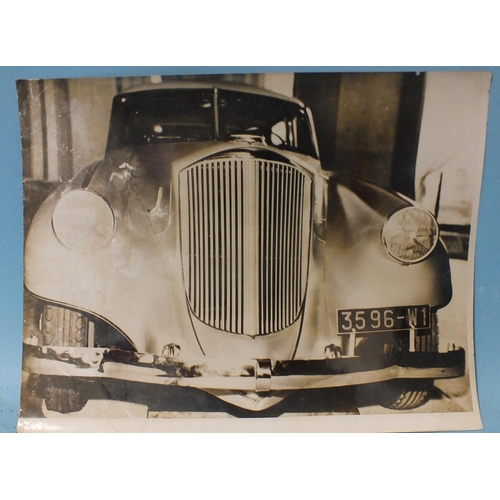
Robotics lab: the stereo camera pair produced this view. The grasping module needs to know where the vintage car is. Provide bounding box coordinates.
[22,82,465,414]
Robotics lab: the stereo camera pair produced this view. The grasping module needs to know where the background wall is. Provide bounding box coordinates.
[19,72,421,189]
[415,72,491,226]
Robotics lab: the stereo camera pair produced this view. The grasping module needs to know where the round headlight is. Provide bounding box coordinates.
[52,190,115,251]
[381,206,439,264]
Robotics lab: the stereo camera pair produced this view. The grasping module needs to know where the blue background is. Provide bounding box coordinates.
[1,66,498,433]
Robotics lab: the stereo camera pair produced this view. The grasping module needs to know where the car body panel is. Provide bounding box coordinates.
[25,145,452,359]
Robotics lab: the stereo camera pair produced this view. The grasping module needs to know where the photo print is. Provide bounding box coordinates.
[17,70,489,432]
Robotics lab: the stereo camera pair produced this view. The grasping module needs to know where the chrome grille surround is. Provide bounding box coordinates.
[179,157,312,336]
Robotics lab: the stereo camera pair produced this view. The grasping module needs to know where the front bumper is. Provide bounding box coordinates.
[23,343,466,393]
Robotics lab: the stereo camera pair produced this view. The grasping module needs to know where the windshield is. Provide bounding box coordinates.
[107,88,317,158]
[217,90,317,158]
[107,90,215,148]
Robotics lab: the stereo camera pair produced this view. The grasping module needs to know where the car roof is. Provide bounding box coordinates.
[119,81,306,107]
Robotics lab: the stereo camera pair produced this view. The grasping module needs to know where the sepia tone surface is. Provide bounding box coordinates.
[17,71,488,432]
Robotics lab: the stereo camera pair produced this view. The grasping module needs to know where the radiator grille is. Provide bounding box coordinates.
[179,157,312,336]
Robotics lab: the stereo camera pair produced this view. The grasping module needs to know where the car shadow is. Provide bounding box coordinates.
[22,375,453,419]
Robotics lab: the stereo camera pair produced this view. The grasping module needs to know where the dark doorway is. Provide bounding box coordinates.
[294,72,425,200]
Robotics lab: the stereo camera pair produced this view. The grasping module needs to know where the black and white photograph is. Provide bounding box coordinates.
[16,70,488,432]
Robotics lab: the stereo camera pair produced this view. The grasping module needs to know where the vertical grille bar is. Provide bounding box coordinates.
[276,164,283,332]
[200,166,206,321]
[282,164,291,328]
[269,161,276,331]
[207,163,213,326]
[224,161,231,331]
[187,169,194,311]
[230,164,237,332]
[213,164,219,327]
[180,158,312,336]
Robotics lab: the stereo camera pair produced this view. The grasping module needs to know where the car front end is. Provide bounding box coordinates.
[22,83,465,414]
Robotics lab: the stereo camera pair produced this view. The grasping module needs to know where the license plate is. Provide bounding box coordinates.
[337,305,431,334]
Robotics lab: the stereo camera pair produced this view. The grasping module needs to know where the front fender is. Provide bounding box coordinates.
[24,161,200,356]
[325,174,452,312]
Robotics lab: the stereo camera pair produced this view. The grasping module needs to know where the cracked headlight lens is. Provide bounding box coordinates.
[381,206,439,264]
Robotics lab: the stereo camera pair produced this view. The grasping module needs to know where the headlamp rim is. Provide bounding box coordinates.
[52,189,116,251]
[381,205,439,265]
